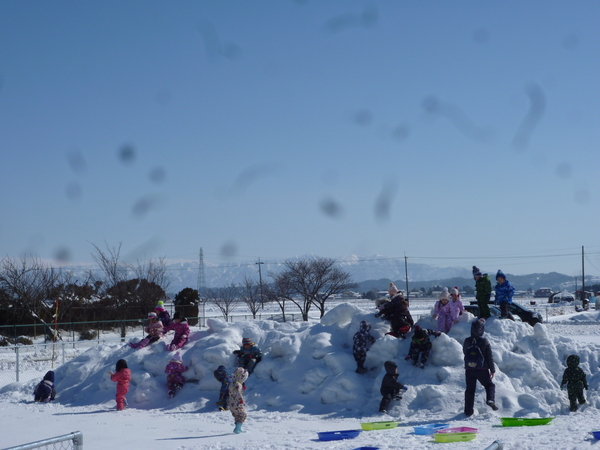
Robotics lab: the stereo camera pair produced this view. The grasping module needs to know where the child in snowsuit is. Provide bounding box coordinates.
[228,367,249,434]
[163,312,190,351]
[473,266,492,319]
[353,321,376,374]
[450,287,465,323]
[109,359,131,411]
[233,338,262,374]
[155,300,172,327]
[494,270,515,320]
[165,352,189,398]
[379,360,407,413]
[384,295,413,338]
[34,370,56,402]
[463,319,497,417]
[405,325,440,368]
[561,354,588,412]
[214,365,232,410]
[130,312,164,349]
[433,289,454,333]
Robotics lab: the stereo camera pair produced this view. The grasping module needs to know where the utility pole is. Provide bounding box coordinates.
[256,258,264,309]
[198,248,206,327]
[581,245,585,302]
[404,254,409,305]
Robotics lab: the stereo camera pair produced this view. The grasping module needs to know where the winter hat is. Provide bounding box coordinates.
[496,270,506,280]
[439,287,449,300]
[148,312,158,319]
[173,311,186,321]
[451,287,459,296]
[155,301,165,311]
[214,365,228,381]
[414,326,427,340]
[43,370,55,382]
[472,266,482,277]
[242,337,254,346]
[170,352,183,364]
[388,282,399,297]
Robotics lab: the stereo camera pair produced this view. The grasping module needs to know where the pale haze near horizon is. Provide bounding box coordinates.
[0,1,599,277]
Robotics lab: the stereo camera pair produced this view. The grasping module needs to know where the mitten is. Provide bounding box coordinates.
[434,332,441,337]
[402,385,408,391]
[233,350,240,355]
[404,355,411,361]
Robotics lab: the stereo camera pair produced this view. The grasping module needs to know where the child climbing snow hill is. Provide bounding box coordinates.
[165,352,189,398]
[561,354,588,412]
[33,370,56,403]
[379,360,407,413]
[353,320,376,374]
[228,367,249,434]
[214,365,232,411]
[163,311,190,351]
[433,288,455,333]
[405,325,440,368]
[109,359,131,411]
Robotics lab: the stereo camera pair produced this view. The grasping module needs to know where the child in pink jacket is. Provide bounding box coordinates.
[109,359,131,410]
[163,312,190,351]
[130,312,164,349]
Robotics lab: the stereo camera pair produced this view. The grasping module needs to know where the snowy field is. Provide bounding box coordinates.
[2,303,600,449]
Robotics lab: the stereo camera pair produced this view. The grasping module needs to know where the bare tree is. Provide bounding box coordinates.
[264,274,294,322]
[275,256,356,320]
[205,284,240,321]
[90,241,128,289]
[130,256,171,293]
[240,275,262,319]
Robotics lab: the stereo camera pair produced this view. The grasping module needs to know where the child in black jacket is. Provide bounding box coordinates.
[34,370,56,403]
[379,360,407,413]
[561,354,588,412]
[405,325,440,368]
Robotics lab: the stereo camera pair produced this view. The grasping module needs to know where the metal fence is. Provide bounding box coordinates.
[3,431,83,450]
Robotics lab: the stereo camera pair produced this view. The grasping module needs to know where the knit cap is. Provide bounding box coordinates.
[242,337,254,346]
[170,352,183,364]
[472,266,482,277]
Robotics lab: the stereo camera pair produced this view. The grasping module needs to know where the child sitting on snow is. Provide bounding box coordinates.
[165,352,189,398]
[155,300,172,327]
[353,320,376,374]
[214,365,232,410]
[379,360,407,413]
[233,338,262,375]
[561,354,588,412]
[109,359,131,411]
[228,367,249,434]
[34,370,56,403]
[129,312,164,349]
[405,325,440,368]
[163,311,190,351]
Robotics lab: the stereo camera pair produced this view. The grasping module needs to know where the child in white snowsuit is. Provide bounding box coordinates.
[561,354,588,412]
[379,360,407,413]
[353,321,376,374]
[228,367,249,434]
[164,352,189,398]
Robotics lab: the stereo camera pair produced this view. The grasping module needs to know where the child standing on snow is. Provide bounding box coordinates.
[561,354,588,412]
[165,352,189,398]
[228,367,249,434]
[130,312,164,349]
[379,360,407,413]
[405,325,440,368]
[214,365,232,410]
[433,288,454,333]
[34,370,56,403]
[353,320,376,374]
[163,312,190,351]
[450,287,465,323]
[109,359,131,411]
[233,338,263,375]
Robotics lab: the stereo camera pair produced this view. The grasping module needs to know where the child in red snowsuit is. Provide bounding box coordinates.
[109,359,131,411]
[164,352,189,398]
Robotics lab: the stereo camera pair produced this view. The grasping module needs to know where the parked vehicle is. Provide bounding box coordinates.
[534,288,554,298]
[466,302,542,326]
[548,291,575,303]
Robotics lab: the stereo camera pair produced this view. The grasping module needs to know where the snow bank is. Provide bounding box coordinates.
[2,302,599,420]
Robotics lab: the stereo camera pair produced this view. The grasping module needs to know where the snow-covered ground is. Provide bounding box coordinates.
[2,304,600,449]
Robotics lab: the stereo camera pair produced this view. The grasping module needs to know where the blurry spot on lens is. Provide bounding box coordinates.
[354,110,372,126]
[472,28,489,44]
[555,162,572,179]
[319,198,343,219]
[119,144,136,164]
[132,195,159,217]
[563,33,579,50]
[422,96,440,113]
[66,149,86,174]
[54,247,71,263]
[149,167,166,184]
[374,179,397,221]
[65,182,82,201]
[392,124,410,141]
[574,188,590,205]
[220,241,237,257]
[512,83,546,151]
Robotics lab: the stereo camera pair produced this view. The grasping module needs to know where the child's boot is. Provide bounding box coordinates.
[137,338,150,348]
[233,422,243,434]
[355,361,367,374]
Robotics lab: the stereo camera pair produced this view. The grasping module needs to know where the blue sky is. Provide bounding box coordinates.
[0,1,599,277]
